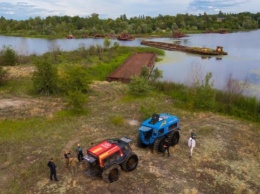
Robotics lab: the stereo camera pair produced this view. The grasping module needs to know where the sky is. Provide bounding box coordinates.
[0,0,259,20]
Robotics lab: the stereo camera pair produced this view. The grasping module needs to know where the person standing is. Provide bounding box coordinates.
[47,158,59,181]
[163,138,170,157]
[76,144,83,162]
[188,137,196,158]
[69,156,79,176]
[64,150,70,169]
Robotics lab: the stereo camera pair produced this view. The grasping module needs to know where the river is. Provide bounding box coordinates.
[0,30,260,98]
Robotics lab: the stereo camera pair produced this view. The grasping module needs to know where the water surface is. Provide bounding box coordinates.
[1,30,260,98]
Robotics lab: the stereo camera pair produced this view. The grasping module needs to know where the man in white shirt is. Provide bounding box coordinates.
[188,137,196,157]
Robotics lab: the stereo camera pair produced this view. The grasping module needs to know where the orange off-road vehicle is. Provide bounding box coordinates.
[83,137,138,183]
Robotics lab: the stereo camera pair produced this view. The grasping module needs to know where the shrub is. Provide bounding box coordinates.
[59,65,92,94]
[32,59,59,95]
[0,45,18,66]
[66,90,87,113]
[0,66,7,85]
[128,76,153,96]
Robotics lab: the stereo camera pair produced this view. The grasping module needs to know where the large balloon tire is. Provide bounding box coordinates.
[121,152,138,172]
[102,164,121,183]
[169,131,180,146]
[153,136,166,153]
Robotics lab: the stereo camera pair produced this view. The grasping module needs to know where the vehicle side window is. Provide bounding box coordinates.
[122,145,129,152]
[103,152,121,166]
[115,151,121,160]
[103,157,110,166]
[159,128,164,135]
[169,123,177,130]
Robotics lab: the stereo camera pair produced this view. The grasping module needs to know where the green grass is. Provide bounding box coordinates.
[153,81,260,123]
[198,126,215,136]
[109,115,125,126]
[1,78,34,95]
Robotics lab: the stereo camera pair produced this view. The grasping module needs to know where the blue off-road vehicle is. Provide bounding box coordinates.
[137,113,180,152]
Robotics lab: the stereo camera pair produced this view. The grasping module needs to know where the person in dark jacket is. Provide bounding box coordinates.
[47,158,59,181]
[163,138,170,157]
[76,144,83,162]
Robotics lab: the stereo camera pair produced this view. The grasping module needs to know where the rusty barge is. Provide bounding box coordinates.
[141,40,228,56]
[106,52,157,83]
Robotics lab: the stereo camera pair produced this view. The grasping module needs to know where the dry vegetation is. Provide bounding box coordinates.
[0,67,260,194]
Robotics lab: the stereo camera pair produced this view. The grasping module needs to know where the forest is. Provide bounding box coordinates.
[0,11,259,38]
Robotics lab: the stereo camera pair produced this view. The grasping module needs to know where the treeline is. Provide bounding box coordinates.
[0,11,259,38]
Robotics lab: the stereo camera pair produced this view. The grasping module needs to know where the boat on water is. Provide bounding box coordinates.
[117,33,135,41]
[141,40,228,56]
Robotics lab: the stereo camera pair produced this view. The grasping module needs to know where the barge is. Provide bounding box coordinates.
[141,40,228,55]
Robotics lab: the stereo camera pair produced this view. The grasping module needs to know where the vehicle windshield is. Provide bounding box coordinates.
[139,125,152,132]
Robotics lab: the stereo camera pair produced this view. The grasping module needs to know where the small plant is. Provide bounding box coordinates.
[110,115,124,126]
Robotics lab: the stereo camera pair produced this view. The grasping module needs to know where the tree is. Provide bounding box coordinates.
[140,66,163,82]
[0,45,18,66]
[186,62,215,109]
[32,59,59,95]
[140,66,150,80]
[48,40,60,62]
[195,72,215,109]
[103,38,111,49]
[150,67,163,82]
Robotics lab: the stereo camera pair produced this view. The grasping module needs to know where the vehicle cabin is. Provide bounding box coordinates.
[140,113,179,138]
[86,139,131,167]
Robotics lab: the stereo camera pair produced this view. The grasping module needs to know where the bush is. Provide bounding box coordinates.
[66,90,87,113]
[0,45,18,66]
[32,59,59,95]
[0,66,7,85]
[128,76,153,96]
[59,65,92,94]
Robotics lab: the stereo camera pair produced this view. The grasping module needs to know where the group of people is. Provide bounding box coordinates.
[47,143,85,181]
[48,131,197,181]
[162,129,197,158]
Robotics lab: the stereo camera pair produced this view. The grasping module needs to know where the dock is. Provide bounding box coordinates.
[141,40,228,55]
[106,52,157,83]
